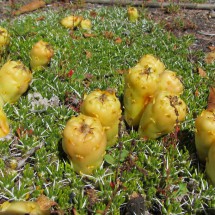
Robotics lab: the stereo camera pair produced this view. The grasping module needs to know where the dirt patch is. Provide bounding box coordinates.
[147,7,215,52]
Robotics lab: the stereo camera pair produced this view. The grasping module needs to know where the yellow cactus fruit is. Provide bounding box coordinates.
[157,70,184,95]
[138,54,165,75]
[80,19,92,31]
[80,89,122,147]
[60,15,83,29]
[62,114,107,175]
[0,95,4,107]
[0,60,32,103]
[0,108,10,138]
[30,40,54,72]
[195,109,215,162]
[124,64,160,127]
[206,143,215,186]
[0,200,50,215]
[0,27,10,54]
[127,7,139,22]
[138,92,187,139]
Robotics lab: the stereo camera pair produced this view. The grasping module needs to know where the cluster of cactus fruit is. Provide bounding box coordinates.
[0,27,54,138]
[62,90,122,175]
[61,15,92,31]
[124,54,186,139]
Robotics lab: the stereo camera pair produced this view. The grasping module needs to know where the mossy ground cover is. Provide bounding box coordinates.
[0,5,214,214]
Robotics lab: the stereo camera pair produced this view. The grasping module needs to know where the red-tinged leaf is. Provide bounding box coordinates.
[68,70,74,77]
[35,16,45,21]
[110,181,115,190]
[70,32,81,40]
[115,37,122,44]
[85,50,92,59]
[90,10,97,17]
[194,89,200,97]
[116,69,127,75]
[198,67,207,77]
[208,46,215,51]
[16,127,22,139]
[83,33,96,38]
[207,87,215,111]
[103,31,114,39]
[205,51,215,64]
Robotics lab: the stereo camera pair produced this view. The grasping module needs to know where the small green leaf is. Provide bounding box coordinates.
[104,154,116,165]
[120,149,129,162]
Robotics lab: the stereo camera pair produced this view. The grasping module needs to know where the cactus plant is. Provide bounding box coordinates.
[62,114,107,175]
[157,70,184,95]
[138,54,165,75]
[30,40,54,72]
[0,60,32,103]
[127,7,139,22]
[0,201,50,215]
[138,92,187,139]
[124,63,162,127]
[195,109,215,162]
[0,27,10,54]
[206,143,215,186]
[80,89,122,147]
[60,15,83,29]
[80,19,92,31]
[0,108,10,138]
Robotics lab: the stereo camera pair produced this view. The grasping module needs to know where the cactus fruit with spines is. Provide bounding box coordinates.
[80,19,92,31]
[0,60,32,104]
[157,70,184,95]
[0,201,50,215]
[0,27,10,54]
[61,15,83,29]
[195,109,215,162]
[62,114,107,175]
[138,54,165,74]
[127,7,139,22]
[138,92,187,139]
[206,143,215,186]
[30,40,54,72]
[0,108,10,138]
[80,89,122,147]
[0,95,9,138]
[123,55,165,127]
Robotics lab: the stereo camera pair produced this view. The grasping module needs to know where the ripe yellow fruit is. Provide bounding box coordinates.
[61,15,83,29]
[206,143,215,186]
[138,54,165,75]
[0,200,50,215]
[124,63,161,127]
[62,114,107,175]
[80,19,92,31]
[30,40,54,72]
[138,92,187,139]
[0,108,10,138]
[157,70,184,95]
[127,7,139,22]
[195,109,215,162]
[0,60,32,103]
[0,27,10,54]
[80,90,121,147]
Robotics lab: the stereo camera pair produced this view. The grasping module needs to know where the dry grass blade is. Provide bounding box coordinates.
[12,0,46,16]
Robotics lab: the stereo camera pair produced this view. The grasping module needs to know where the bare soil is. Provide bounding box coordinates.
[147,7,215,52]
